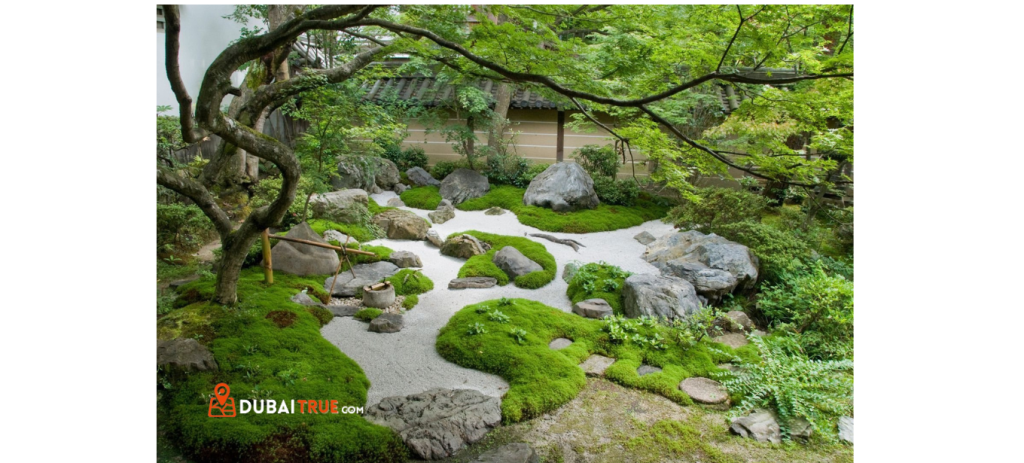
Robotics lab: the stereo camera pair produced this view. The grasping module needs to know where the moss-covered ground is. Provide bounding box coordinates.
[565,262,632,315]
[399,185,443,210]
[451,231,556,289]
[159,269,407,462]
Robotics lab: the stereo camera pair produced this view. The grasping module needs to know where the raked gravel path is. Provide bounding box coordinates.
[320,190,676,406]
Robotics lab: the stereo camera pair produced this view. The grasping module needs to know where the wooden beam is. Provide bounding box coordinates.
[556,110,565,162]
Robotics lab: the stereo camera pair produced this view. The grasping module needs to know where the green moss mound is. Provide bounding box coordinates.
[436,298,752,423]
[162,269,407,462]
[354,307,383,321]
[457,185,669,233]
[386,269,434,296]
[399,186,442,210]
[565,262,633,315]
[453,231,556,289]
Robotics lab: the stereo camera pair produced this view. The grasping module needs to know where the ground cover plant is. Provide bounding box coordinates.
[457,185,669,233]
[383,268,434,309]
[399,185,442,210]
[159,269,407,462]
[565,262,633,314]
[436,298,756,423]
[452,231,556,288]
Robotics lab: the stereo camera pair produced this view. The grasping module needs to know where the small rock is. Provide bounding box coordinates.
[548,338,573,350]
[572,298,614,319]
[561,262,580,283]
[387,197,406,207]
[425,229,444,247]
[448,277,498,289]
[441,234,490,259]
[791,416,813,439]
[168,275,199,289]
[484,206,506,216]
[678,377,728,404]
[393,183,410,194]
[637,365,662,376]
[580,354,616,377]
[492,246,542,279]
[838,416,854,444]
[634,231,656,245]
[724,310,753,332]
[157,338,218,372]
[388,250,422,268]
[730,410,781,443]
[428,199,456,224]
[407,166,441,187]
[473,443,540,463]
[290,291,321,306]
[323,230,359,247]
[712,333,749,349]
[369,313,403,333]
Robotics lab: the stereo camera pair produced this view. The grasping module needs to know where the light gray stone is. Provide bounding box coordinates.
[730,410,781,444]
[644,230,759,300]
[388,250,422,268]
[364,388,501,460]
[407,166,441,187]
[473,443,540,463]
[373,209,430,240]
[448,277,498,289]
[637,365,662,377]
[310,189,369,223]
[484,206,505,216]
[678,377,728,404]
[548,338,573,350]
[838,416,854,444]
[387,197,406,207]
[369,313,403,333]
[428,199,456,224]
[393,183,410,194]
[441,234,490,259]
[157,338,218,372]
[621,274,702,320]
[712,333,749,349]
[523,162,599,212]
[328,305,360,317]
[323,230,359,247]
[634,231,657,245]
[716,310,753,333]
[290,291,321,306]
[332,156,400,191]
[323,261,400,297]
[439,168,490,205]
[562,261,581,283]
[425,229,444,247]
[572,298,614,319]
[580,354,616,377]
[492,246,542,279]
[791,416,813,439]
[267,222,340,276]
[661,260,737,302]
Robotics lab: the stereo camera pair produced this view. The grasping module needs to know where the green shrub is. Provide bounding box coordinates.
[382,144,428,171]
[485,152,533,187]
[593,176,641,206]
[402,294,419,310]
[669,187,768,232]
[157,203,216,256]
[457,186,669,234]
[162,269,408,462]
[386,269,434,296]
[437,298,745,423]
[572,144,620,179]
[720,336,853,441]
[399,186,442,210]
[566,262,633,314]
[757,261,854,360]
[430,159,472,180]
[713,221,809,281]
[454,231,556,289]
[520,163,550,184]
[354,307,383,321]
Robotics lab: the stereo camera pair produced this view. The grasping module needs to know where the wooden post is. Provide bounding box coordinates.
[261,228,273,284]
[556,110,565,162]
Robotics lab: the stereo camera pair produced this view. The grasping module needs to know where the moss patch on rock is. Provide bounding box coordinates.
[452,231,556,289]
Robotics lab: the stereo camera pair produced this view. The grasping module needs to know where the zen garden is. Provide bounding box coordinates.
[156,4,853,462]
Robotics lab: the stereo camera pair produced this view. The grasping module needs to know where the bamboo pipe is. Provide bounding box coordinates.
[267,235,377,256]
[261,229,273,284]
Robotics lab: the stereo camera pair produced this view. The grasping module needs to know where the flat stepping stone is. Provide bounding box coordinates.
[328,305,360,317]
[679,377,728,404]
[448,277,498,289]
[713,333,749,348]
[369,313,403,333]
[484,207,506,215]
[637,365,662,377]
[579,354,615,377]
[634,231,656,245]
[572,298,614,319]
[548,338,573,350]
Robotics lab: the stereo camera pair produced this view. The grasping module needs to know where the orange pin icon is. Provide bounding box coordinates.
[208,382,236,417]
[214,383,230,406]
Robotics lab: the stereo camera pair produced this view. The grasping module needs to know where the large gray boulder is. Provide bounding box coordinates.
[323,261,400,297]
[309,189,369,224]
[157,338,217,372]
[441,234,490,259]
[428,199,455,224]
[332,156,400,193]
[730,410,781,444]
[407,166,440,187]
[622,274,702,320]
[266,222,340,276]
[373,209,430,240]
[364,388,501,460]
[644,230,759,301]
[473,444,540,463]
[439,168,490,205]
[492,246,542,280]
[523,162,599,212]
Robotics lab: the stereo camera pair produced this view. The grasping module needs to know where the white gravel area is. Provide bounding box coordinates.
[320,190,676,406]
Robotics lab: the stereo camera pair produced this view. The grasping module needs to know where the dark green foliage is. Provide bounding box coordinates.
[399,186,442,210]
[714,221,809,281]
[157,203,216,256]
[453,231,556,289]
[457,186,669,234]
[430,159,472,180]
[593,177,641,206]
[354,307,384,321]
[566,262,632,314]
[161,269,407,462]
[307,218,381,243]
[669,187,768,231]
[757,261,854,360]
[386,269,434,296]
[381,144,428,171]
[572,144,620,179]
[485,152,533,187]
[436,299,746,423]
[721,336,853,441]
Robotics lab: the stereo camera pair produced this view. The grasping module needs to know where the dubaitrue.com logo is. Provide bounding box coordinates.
[208,383,364,418]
